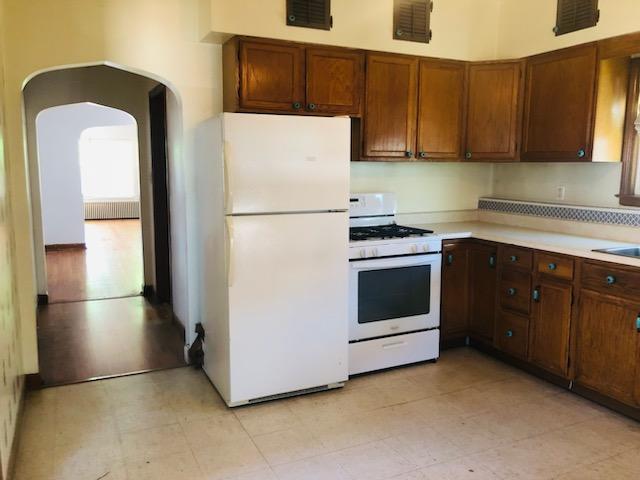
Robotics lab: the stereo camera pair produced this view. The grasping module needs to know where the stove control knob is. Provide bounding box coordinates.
[359,248,367,259]
[410,244,418,254]
[371,248,379,257]
[422,244,431,253]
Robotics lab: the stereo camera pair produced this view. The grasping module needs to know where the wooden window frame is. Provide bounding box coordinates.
[619,58,640,207]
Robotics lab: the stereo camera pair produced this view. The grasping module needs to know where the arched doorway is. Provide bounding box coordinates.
[24,65,186,386]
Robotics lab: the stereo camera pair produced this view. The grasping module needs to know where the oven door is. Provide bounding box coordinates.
[349,253,441,342]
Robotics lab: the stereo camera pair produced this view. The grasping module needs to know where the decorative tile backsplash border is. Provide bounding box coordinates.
[478,198,640,228]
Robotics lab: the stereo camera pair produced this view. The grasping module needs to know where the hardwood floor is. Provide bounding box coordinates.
[37,296,186,386]
[45,219,143,303]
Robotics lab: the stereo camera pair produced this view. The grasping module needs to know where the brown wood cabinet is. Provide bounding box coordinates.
[224,38,364,116]
[574,289,640,407]
[363,53,418,159]
[306,47,364,115]
[529,278,573,376]
[521,44,598,162]
[465,61,523,161]
[441,242,470,344]
[416,59,466,160]
[468,243,498,343]
[495,310,529,359]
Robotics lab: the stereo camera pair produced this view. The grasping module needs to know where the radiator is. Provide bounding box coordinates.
[84,201,140,220]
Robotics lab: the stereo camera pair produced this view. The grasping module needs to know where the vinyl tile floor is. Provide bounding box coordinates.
[14,348,640,480]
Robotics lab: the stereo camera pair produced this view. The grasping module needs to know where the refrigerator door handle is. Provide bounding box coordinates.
[223,141,234,212]
[225,217,235,287]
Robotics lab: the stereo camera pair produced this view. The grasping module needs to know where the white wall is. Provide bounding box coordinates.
[37,103,136,245]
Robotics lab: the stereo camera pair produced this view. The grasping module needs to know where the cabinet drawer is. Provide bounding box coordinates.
[495,311,529,359]
[536,253,574,281]
[581,262,640,300]
[499,246,533,271]
[499,269,532,315]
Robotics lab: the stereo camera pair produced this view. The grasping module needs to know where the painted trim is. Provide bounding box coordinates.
[479,197,640,227]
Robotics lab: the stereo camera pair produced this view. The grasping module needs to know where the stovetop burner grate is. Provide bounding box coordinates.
[349,224,434,241]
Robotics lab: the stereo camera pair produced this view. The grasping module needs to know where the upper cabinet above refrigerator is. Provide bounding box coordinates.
[220,113,351,215]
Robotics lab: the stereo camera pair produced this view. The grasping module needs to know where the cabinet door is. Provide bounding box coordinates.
[574,290,640,406]
[363,53,418,159]
[306,47,364,115]
[521,44,598,162]
[529,280,572,377]
[239,40,305,113]
[441,243,470,343]
[416,59,466,160]
[465,61,522,161]
[469,244,498,343]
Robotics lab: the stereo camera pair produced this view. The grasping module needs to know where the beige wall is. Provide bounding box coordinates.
[24,66,158,297]
[496,0,640,59]
[207,0,501,60]
[3,0,221,373]
[0,1,24,477]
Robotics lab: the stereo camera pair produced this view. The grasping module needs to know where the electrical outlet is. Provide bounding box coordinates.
[556,185,566,201]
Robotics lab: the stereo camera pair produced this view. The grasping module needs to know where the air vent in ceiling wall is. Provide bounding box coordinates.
[554,0,599,36]
[394,0,433,44]
[286,0,332,30]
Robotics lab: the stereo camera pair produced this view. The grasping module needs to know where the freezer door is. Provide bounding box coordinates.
[226,212,349,404]
[222,113,350,214]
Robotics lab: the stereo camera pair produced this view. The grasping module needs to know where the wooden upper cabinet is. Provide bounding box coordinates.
[416,59,466,160]
[237,40,305,113]
[465,61,523,161]
[306,47,364,115]
[363,53,418,159]
[574,290,640,407]
[521,44,598,162]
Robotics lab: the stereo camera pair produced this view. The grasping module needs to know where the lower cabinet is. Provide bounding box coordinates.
[574,289,640,407]
[495,310,529,359]
[468,243,498,344]
[529,279,573,377]
[440,242,470,344]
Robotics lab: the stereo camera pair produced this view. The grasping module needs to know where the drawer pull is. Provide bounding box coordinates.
[533,288,540,302]
[489,254,496,268]
[548,263,557,271]
[446,253,454,265]
[507,287,517,296]
[510,255,518,262]
[382,341,408,350]
[505,330,514,338]
[606,275,617,285]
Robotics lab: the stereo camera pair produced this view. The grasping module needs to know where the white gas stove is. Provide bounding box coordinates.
[348,193,442,375]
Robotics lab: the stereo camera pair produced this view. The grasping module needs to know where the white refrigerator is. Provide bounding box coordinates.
[202,113,350,406]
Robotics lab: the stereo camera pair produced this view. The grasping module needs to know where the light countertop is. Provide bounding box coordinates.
[411,221,640,268]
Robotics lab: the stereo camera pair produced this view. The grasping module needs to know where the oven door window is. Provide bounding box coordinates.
[358,265,431,324]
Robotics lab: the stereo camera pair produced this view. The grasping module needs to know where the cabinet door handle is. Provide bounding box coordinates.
[418,151,427,158]
[636,315,640,332]
[405,150,414,158]
[307,103,316,110]
[510,255,518,262]
[533,288,540,302]
[548,263,557,271]
[465,151,472,159]
[606,275,616,285]
[292,102,302,110]
[505,329,514,338]
[489,255,496,268]
[577,149,586,158]
[507,287,517,296]
[446,253,454,265]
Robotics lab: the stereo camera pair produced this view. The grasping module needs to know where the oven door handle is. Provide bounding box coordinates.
[351,255,440,270]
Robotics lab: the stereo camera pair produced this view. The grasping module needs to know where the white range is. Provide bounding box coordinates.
[348,193,442,375]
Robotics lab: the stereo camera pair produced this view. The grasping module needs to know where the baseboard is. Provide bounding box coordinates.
[7,378,26,480]
[44,243,86,251]
[25,373,43,391]
[572,383,640,422]
[37,294,48,306]
[142,284,155,300]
